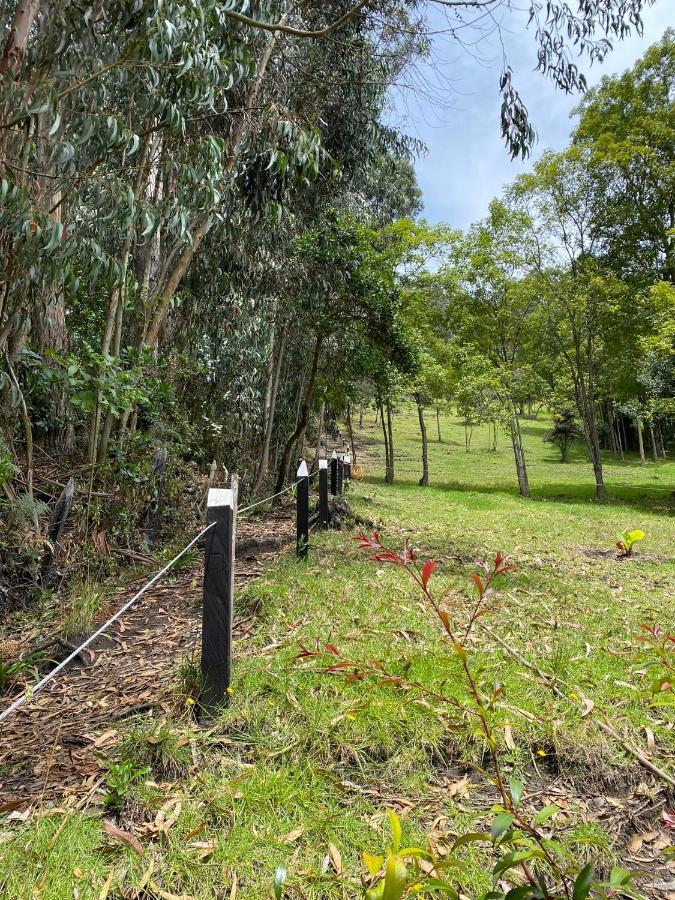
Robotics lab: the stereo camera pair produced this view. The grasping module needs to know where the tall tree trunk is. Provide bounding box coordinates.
[648,422,658,461]
[346,403,356,464]
[274,333,322,494]
[636,418,646,467]
[252,325,287,496]
[378,398,389,479]
[436,406,442,442]
[416,394,429,487]
[0,0,41,172]
[359,403,364,429]
[573,366,607,499]
[4,351,35,515]
[385,400,395,484]
[509,413,530,498]
[314,398,326,468]
[658,425,666,458]
[142,16,288,348]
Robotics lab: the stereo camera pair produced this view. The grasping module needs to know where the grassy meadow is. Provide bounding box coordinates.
[0,408,673,898]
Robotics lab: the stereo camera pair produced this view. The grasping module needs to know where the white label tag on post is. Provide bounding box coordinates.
[208,488,233,508]
[319,459,328,469]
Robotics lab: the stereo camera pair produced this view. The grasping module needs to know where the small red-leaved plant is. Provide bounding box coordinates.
[294,532,640,899]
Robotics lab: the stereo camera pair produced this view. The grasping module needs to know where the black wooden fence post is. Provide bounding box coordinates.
[337,454,344,495]
[296,460,309,558]
[199,475,238,718]
[330,450,338,496]
[318,458,330,528]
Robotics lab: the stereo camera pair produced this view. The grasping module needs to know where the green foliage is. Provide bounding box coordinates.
[615,529,645,556]
[61,580,102,639]
[544,409,581,463]
[0,653,39,695]
[118,719,191,780]
[102,759,150,814]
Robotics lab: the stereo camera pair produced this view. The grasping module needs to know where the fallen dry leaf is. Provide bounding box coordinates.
[580,698,595,718]
[279,826,304,843]
[503,724,516,750]
[98,869,115,900]
[102,821,143,856]
[448,774,470,798]
[149,881,195,900]
[154,797,182,833]
[627,833,644,853]
[328,842,343,875]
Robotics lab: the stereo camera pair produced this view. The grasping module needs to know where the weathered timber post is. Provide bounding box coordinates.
[296,460,309,558]
[40,477,75,584]
[318,458,330,528]
[146,447,168,546]
[337,454,344,495]
[330,450,338,496]
[199,476,238,718]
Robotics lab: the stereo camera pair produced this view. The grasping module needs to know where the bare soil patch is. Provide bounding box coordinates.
[0,504,296,804]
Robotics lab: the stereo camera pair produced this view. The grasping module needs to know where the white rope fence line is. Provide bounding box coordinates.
[239,481,300,515]
[0,466,327,725]
[0,521,217,725]
[238,469,319,516]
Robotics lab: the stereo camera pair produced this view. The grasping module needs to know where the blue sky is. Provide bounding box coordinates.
[388,1,675,229]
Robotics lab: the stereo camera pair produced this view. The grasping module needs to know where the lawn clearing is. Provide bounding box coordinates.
[0,408,673,898]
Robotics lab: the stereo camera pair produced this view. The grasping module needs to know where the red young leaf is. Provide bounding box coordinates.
[439,610,451,632]
[373,552,403,564]
[324,643,340,657]
[470,573,484,595]
[662,807,675,830]
[421,560,438,589]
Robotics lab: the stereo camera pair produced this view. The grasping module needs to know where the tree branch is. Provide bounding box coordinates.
[224,0,371,38]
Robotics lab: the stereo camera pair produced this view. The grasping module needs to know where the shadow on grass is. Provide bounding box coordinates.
[361,473,674,517]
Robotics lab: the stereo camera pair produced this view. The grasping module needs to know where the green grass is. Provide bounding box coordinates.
[0,408,672,898]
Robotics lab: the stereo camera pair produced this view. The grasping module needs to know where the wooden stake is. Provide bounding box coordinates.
[146,447,168,546]
[318,458,330,528]
[330,450,338,496]
[296,460,309,558]
[40,477,75,584]
[337,455,344,495]
[199,476,238,717]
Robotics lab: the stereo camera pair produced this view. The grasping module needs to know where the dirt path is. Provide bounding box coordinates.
[0,505,296,804]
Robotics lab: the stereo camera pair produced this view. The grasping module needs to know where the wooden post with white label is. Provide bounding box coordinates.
[318,458,330,528]
[337,454,344,495]
[296,460,309,558]
[330,450,338,496]
[199,476,238,717]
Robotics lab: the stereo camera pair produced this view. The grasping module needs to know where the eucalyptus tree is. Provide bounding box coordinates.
[0,0,659,494]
